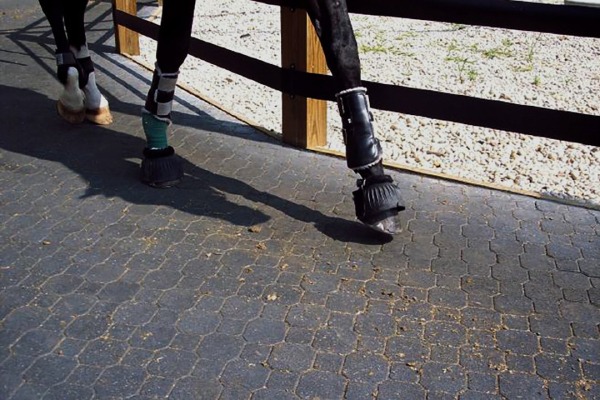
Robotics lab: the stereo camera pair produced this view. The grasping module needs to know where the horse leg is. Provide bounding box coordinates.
[64,0,113,125]
[39,0,86,123]
[140,0,196,187]
[306,0,404,234]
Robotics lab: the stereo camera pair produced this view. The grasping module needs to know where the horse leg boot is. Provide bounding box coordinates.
[69,44,112,125]
[55,52,86,123]
[306,0,404,234]
[336,87,405,234]
[140,65,183,188]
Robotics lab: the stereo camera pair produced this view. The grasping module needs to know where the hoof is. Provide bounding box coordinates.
[140,146,183,188]
[353,175,405,235]
[86,106,113,125]
[57,100,85,124]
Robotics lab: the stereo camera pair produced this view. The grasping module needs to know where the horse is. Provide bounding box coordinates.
[38,0,405,235]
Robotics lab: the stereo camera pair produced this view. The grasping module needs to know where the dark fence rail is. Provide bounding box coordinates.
[113,0,600,147]
[259,0,600,38]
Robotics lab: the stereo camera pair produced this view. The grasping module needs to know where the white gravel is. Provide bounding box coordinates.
[134,0,600,208]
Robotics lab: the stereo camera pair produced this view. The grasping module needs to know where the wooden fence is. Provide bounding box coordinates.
[111,0,600,149]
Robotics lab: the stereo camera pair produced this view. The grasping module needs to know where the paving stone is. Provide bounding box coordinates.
[459,391,504,400]
[269,343,315,372]
[242,317,286,345]
[377,380,425,400]
[295,370,347,399]
[252,388,298,400]
[197,332,244,363]
[460,345,505,372]
[428,286,468,309]
[286,304,329,329]
[344,380,377,400]
[10,382,47,400]
[220,359,270,390]
[342,352,389,384]
[139,376,174,398]
[495,329,539,356]
[0,371,22,399]
[65,365,103,387]
[43,383,93,400]
[176,308,221,336]
[467,371,498,393]
[354,313,396,338]
[498,373,549,399]
[168,376,222,400]
[424,321,467,347]
[568,337,600,363]
[94,365,146,398]
[22,354,76,387]
[313,352,343,374]
[147,348,197,379]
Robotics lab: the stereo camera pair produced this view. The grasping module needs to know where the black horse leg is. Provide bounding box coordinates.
[39,0,68,52]
[306,0,404,234]
[63,0,88,50]
[140,0,196,187]
[39,0,76,83]
[305,0,360,89]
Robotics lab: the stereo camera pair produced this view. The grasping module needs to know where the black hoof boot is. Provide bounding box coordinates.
[353,174,405,235]
[140,146,183,188]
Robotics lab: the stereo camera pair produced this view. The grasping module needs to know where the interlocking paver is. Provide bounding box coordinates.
[1,2,599,399]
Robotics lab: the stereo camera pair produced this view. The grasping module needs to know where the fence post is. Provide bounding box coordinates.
[281,7,327,149]
[112,0,140,55]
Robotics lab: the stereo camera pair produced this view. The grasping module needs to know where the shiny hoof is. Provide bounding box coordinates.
[352,174,405,235]
[140,146,183,188]
[86,106,113,125]
[364,213,403,235]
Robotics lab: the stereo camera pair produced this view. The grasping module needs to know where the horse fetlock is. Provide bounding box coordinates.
[352,174,405,235]
[140,146,184,188]
[336,87,382,170]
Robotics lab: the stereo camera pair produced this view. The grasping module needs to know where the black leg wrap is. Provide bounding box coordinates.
[353,174,405,227]
[336,87,382,170]
[76,56,94,88]
[140,146,183,188]
[55,51,80,85]
[144,65,178,120]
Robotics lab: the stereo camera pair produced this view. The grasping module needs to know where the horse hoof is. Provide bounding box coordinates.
[352,174,405,235]
[86,106,113,125]
[57,100,85,124]
[140,146,183,188]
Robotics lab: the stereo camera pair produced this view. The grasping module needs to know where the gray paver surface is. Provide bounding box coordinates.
[1,2,599,399]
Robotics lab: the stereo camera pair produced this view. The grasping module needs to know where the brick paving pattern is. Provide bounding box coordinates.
[1,2,598,399]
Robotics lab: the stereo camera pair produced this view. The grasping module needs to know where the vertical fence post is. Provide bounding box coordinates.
[281,7,327,149]
[112,0,140,55]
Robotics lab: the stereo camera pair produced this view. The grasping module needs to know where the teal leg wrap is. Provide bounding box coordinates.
[142,112,169,149]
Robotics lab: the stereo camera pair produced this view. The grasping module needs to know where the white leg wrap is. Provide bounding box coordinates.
[82,72,108,110]
[59,67,85,111]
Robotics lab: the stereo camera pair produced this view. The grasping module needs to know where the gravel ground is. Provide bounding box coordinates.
[134,0,600,208]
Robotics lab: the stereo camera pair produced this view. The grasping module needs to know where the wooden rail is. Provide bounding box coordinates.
[112,0,600,148]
